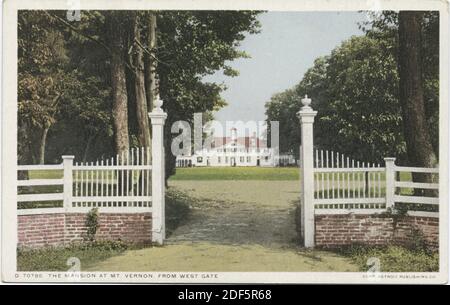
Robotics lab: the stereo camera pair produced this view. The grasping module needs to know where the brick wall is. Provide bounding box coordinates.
[18,213,66,248]
[315,214,439,251]
[18,212,152,248]
[394,216,439,250]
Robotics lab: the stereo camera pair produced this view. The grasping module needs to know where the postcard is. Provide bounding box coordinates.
[1,0,448,285]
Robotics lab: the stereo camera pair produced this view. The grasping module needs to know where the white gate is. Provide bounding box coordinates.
[298,95,439,248]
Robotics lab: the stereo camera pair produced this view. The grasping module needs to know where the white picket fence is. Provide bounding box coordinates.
[297,95,439,247]
[310,148,439,210]
[312,149,385,209]
[17,100,168,244]
[17,147,153,212]
[72,147,152,209]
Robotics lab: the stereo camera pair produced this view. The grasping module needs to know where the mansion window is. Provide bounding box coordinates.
[218,157,221,163]
[247,156,251,163]
[197,157,203,163]
[240,156,244,162]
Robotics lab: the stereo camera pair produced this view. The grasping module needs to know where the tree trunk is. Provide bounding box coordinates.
[398,11,438,195]
[145,12,158,113]
[38,125,50,165]
[133,13,151,148]
[83,134,95,163]
[107,12,130,155]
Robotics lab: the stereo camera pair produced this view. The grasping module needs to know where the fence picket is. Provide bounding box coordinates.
[147,147,150,197]
[330,151,335,198]
[106,158,110,198]
[347,157,351,197]
[116,154,119,200]
[95,160,99,200]
[320,150,324,199]
[131,148,135,200]
[126,151,130,197]
[121,151,125,199]
[336,153,341,199]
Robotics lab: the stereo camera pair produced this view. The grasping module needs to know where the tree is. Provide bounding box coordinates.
[398,11,438,193]
[156,11,261,179]
[18,10,261,182]
[398,11,437,168]
[18,12,72,164]
[266,36,406,164]
[145,12,158,113]
[105,12,130,156]
[265,11,439,169]
[131,12,151,149]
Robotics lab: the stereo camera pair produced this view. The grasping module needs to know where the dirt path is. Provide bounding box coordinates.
[166,181,300,248]
[87,180,358,272]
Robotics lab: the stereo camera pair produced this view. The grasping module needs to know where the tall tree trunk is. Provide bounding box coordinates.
[107,12,130,155]
[398,11,438,195]
[145,12,158,113]
[133,13,151,148]
[38,125,50,165]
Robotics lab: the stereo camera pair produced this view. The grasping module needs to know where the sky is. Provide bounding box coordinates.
[203,11,367,137]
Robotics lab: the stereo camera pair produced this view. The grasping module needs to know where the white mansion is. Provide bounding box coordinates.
[176,128,295,167]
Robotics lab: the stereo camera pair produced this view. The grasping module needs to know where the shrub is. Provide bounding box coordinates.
[17,240,129,271]
[84,208,99,242]
[340,245,439,272]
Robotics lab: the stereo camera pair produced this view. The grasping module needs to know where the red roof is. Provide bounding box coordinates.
[211,137,267,149]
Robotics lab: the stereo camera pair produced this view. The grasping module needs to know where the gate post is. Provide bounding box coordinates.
[384,157,396,210]
[149,96,167,245]
[62,155,74,210]
[297,95,317,248]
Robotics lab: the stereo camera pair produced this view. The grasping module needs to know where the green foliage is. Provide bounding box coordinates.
[18,11,114,164]
[340,245,438,272]
[265,11,439,164]
[17,240,128,271]
[18,10,261,172]
[157,11,261,178]
[266,35,406,163]
[85,208,99,242]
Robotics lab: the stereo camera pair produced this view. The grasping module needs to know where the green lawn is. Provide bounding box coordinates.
[170,167,416,197]
[171,166,300,180]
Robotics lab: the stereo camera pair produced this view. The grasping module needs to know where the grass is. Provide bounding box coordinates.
[17,241,129,271]
[340,245,439,272]
[171,166,300,180]
[84,243,359,272]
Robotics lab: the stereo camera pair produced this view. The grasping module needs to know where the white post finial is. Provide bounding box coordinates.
[301,94,312,110]
[154,94,164,112]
